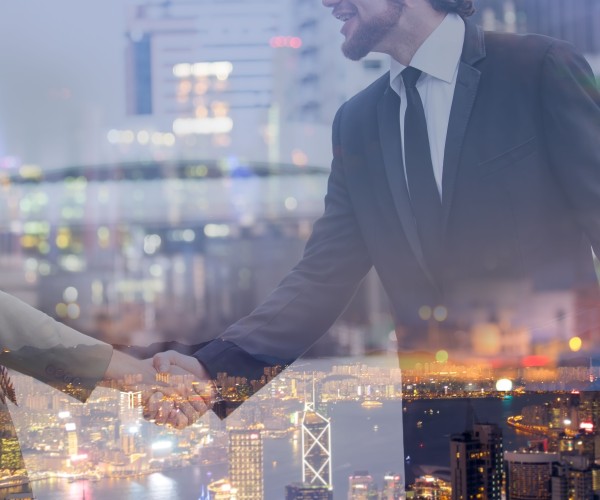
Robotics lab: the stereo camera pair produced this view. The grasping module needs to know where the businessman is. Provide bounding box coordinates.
[154,0,600,415]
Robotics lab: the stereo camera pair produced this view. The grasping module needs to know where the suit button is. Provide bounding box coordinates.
[45,365,56,376]
[72,377,81,386]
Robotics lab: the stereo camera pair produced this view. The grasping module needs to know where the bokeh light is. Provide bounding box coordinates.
[418,306,432,320]
[435,350,449,363]
[569,336,582,352]
[495,379,513,392]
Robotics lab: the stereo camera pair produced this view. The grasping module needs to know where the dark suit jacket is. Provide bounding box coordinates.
[195,20,600,381]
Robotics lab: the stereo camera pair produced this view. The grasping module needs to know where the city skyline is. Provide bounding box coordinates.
[1,354,598,498]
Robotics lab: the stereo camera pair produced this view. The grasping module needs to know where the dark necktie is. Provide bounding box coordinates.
[402,67,443,281]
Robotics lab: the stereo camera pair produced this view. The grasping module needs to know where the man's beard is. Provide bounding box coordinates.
[342,2,404,61]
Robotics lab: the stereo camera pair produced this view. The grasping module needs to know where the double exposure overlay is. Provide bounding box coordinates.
[0,1,599,498]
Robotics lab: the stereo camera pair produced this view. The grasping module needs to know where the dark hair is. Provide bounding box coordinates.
[428,0,475,18]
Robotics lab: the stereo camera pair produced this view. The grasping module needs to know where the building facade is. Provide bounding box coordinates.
[228,429,264,500]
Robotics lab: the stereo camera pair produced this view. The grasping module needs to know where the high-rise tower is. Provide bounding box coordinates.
[302,376,332,490]
[228,428,264,500]
[125,0,290,162]
[450,423,503,500]
[504,451,559,500]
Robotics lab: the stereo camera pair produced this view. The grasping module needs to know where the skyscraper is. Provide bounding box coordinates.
[125,0,290,162]
[504,451,559,500]
[473,423,503,499]
[450,431,484,500]
[302,405,332,489]
[348,471,378,500]
[228,428,264,500]
[450,423,503,500]
[119,391,142,455]
[65,422,78,458]
[381,472,405,500]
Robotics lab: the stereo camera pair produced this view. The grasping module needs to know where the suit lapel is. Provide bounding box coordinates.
[377,86,439,289]
[441,20,486,234]
[375,19,486,288]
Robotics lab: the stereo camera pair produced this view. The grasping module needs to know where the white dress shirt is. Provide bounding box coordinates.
[389,13,465,198]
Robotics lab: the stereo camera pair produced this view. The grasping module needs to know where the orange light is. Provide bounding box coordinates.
[521,355,550,367]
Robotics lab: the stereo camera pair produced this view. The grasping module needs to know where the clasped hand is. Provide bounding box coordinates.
[103,349,213,429]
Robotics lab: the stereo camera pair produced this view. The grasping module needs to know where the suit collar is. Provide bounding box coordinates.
[461,18,486,65]
[389,13,465,85]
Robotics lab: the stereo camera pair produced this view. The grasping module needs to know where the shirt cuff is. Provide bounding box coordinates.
[192,339,278,381]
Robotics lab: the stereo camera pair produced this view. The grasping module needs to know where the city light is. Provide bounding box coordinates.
[284,197,298,211]
[66,303,80,320]
[65,423,76,432]
[569,336,583,352]
[151,441,173,451]
[144,234,162,254]
[418,305,432,320]
[172,117,233,135]
[58,411,71,419]
[433,305,447,322]
[107,129,135,144]
[172,61,233,79]
[291,149,308,167]
[269,36,303,49]
[495,379,513,392]
[63,286,78,303]
[19,164,42,180]
[435,350,449,363]
[204,224,230,238]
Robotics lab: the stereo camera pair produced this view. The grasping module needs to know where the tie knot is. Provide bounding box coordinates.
[401,66,422,88]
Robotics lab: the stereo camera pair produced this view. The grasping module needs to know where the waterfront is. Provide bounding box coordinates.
[29,393,557,499]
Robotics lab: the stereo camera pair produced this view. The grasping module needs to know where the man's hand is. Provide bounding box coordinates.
[101,349,206,429]
[153,350,211,380]
[151,350,215,418]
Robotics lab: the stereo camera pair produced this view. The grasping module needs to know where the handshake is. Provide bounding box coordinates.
[103,349,216,429]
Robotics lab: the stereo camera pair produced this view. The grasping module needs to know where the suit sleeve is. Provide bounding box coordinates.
[541,40,600,253]
[194,104,373,381]
[0,291,113,402]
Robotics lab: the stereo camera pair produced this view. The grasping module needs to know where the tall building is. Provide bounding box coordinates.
[450,431,484,500]
[450,423,503,500]
[348,471,378,500]
[301,403,332,489]
[412,475,451,500]
[125,0,291,162]
[473,423,503,499]
[504,451,559,500]
[285,482,333,500]
[553,455,597,500]
[119,391,142,455]
[228,429,264,500]
[65,422,78,457]
[381,472,405,500]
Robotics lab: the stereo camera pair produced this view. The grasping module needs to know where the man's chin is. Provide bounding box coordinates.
[341,41,370,61]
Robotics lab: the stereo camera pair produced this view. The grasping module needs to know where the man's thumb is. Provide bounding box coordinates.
[153,352,172,373]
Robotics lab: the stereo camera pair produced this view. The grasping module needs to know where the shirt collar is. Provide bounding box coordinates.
[389,13,465,89]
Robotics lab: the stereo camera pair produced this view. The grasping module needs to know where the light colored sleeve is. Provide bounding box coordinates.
[0,290,113,402]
